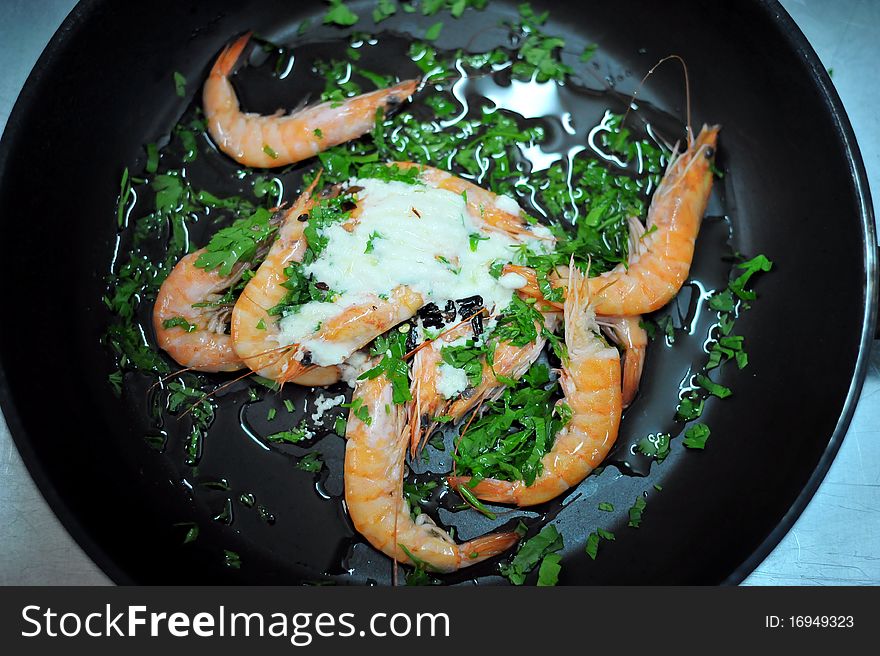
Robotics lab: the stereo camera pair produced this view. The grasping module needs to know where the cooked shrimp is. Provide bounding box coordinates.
[344,370,520,574]
[448,266,622,506]
[153,249,247,373]
[204,33,419,168]
[598,315,647,408]
[500,125,719,316]
[590,125,719,313]
[231,178,417,383]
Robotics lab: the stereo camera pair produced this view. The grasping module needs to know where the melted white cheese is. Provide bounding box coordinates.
[277,178,546,365]
[436,364,470,399]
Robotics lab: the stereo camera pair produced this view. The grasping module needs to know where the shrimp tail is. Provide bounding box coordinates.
[447,476,518,504]
[459,531,521,563]
[212,32,252,78]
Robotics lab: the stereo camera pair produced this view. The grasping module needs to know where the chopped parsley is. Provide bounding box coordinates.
[295,452,325,472]
[267,420,310,443]
[453,363,568,485]
[173,71,186,97]
[162,317,197,333]
[637,432,671,462]
[323,0,359,27]
[194,207,277,276]
[358,331,412,404]
[499,524,563,585]
[342,397,372,425]
[628,496,647,528]
[682,423,711,450]
[585,528,615,560]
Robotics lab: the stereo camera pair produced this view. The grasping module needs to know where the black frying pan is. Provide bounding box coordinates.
[0,0,875,585]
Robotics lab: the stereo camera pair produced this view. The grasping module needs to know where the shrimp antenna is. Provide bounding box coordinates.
[619,54,693,149]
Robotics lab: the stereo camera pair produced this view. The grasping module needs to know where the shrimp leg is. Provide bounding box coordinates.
[204,33,419,168]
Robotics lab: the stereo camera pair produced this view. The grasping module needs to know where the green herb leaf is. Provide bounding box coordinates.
[628,496,647,528]
[499,524,563,585]
[173,71,187,97]
[682,423,711,450]
[324,0,359,26]
[536,553,562,586]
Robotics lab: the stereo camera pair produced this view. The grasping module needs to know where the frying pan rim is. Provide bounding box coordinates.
[0,0,875,587]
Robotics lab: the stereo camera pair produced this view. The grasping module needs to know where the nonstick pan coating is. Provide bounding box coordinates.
[0,0,875,584]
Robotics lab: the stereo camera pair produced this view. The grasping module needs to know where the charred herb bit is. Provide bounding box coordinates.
[682,423,711,450]
[500,524,564,586]
[628,496,647,528]
[358,331,412,404]
[296,452,325,473]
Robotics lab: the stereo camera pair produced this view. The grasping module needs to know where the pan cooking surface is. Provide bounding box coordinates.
[0,0,874,585]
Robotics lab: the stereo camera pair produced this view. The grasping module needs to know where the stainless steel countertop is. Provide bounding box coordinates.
[1,0,877,586]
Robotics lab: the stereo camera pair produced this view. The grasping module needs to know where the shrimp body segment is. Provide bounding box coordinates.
[204,34,419,168]
[588,125,720,315]
[153,249,245,373]
[449,268,622,506]
[344,372,520,573]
